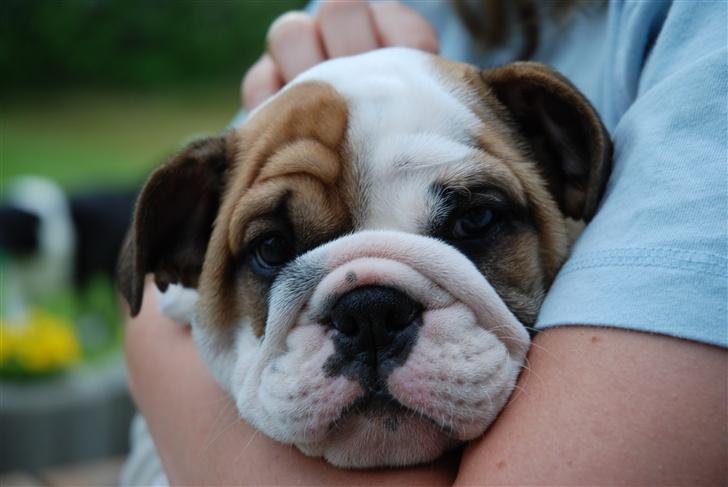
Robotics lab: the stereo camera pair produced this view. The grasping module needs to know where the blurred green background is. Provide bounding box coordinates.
[2,0,305,189]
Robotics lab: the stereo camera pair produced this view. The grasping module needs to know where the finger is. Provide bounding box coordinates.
[266,11,326,82]
[370,1,439,53]
[242,54,284,110]
[317,0,381,58]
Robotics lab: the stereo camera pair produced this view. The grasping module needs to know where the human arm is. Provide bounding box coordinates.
[455,326,727,485]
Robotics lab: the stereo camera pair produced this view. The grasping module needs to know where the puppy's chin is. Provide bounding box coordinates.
[298,403,460,467]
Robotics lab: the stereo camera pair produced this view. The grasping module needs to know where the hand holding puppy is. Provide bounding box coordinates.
[242,0,439,110]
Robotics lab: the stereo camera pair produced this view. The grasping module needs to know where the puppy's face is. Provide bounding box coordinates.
[120,48,610,467]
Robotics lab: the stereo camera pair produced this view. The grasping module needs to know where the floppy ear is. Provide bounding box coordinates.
[117,136,229,316]
[481,62,612,221]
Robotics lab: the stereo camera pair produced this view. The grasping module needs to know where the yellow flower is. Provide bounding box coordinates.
[0,309,81,373]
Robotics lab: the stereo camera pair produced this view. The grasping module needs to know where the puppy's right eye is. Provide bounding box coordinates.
[251,233,295,277]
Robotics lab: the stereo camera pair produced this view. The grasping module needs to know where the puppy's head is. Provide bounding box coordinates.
[119,48,610,467]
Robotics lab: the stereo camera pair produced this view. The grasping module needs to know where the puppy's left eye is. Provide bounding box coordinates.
[451,207,496,239]
[252,233,295,275]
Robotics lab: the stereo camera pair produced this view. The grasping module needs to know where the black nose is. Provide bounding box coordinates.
[329,286,422,365]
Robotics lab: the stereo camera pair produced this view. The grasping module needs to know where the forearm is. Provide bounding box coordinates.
[455,326,727,486]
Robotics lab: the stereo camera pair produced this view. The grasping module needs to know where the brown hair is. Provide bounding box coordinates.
[453,0,581,60]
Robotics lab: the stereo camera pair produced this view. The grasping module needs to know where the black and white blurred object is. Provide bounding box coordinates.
[1,177,135,319]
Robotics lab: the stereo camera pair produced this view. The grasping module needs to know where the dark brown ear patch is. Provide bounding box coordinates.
[482,62,612,221]
[117,136,229,316]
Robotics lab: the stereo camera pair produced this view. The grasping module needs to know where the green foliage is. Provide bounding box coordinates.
[1,0,305,94]
[3,85,239,189]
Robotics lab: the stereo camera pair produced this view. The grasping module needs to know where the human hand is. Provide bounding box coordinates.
[242,0,439,110]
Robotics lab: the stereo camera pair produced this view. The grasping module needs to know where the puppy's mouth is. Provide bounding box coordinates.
[332,388,454,437]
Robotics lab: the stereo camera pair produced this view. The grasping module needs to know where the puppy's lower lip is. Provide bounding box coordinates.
[356,393,455,437]
[360,390,406,416]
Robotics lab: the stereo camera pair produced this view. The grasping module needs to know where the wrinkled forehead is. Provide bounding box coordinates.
[291,48,482,147]
[291,48,523,229]
[232,48,523,238]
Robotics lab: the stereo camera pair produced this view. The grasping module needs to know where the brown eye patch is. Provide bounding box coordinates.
[229,187,355,338]
[428,184,530,243]
[425,181,551,327]
[195,80,357,339]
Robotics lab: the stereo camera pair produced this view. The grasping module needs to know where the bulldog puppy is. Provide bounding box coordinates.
[118,48,610,468]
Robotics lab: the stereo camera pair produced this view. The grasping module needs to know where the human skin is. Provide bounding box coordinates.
[126,2,727,484]
[126,281,727,485]
[241,1,439,109]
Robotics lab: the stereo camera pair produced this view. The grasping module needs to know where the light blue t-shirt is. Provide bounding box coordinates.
[407,0,728,348]
[278,0,728,348]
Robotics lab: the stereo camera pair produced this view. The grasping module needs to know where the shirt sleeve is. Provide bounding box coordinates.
[535,1,728,348]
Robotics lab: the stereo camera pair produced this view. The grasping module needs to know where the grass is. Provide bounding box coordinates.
[2,82,241,190]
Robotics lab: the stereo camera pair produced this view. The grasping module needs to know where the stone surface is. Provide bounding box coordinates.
[1,354,134,471]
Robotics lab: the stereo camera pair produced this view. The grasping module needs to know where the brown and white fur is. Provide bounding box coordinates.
[119,48,610,468]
